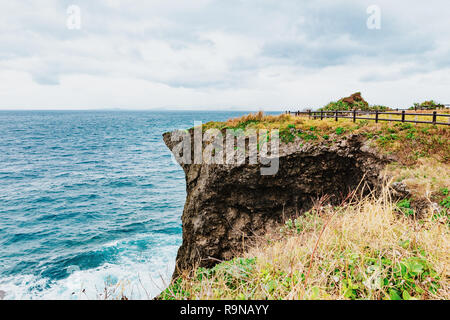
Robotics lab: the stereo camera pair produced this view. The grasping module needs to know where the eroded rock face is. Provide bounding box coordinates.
[163,131,391,277]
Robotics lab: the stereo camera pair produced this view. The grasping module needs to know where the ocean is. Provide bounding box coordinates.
[0,110,271,300]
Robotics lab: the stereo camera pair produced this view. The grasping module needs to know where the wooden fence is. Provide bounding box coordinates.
[285,110,450,126]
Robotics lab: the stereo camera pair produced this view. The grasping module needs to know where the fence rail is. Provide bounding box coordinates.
[285,110,450,126]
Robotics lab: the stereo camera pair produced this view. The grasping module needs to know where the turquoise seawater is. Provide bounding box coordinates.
[0,110,265,299]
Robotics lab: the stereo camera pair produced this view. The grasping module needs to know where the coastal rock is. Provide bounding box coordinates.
[163,131,391,277]
[340,92,369,109]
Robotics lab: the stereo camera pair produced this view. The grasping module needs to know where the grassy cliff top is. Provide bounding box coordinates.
[203,111,449,165]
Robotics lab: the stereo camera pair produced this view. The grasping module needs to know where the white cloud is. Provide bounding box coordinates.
[0,0,449,109]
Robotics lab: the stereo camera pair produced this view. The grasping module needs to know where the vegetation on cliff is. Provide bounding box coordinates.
[162,111,449,300]
[320,100,390,112]
[318,92,389,111]
[161,186,449,300]
[410,100,446,110]
[204,111,449,164]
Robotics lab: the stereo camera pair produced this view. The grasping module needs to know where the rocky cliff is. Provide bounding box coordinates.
[163,130,392,277]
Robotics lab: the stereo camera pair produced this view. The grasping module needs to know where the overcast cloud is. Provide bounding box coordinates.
[0,0,449,110]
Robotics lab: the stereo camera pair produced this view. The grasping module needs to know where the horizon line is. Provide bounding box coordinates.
[0,108,287,112]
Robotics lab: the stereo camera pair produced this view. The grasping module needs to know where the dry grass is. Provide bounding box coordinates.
[387,158,450,203]
[160,184,449,300]
[204,110,450,130]
[204,111,294,131]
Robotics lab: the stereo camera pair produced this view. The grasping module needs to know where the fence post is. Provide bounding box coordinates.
[401,110,405,122]
[335,111,338,122]
[432,111,437,125]
[352,110,356,122]
[308,110,311,119]
[320,110,323,120]
[375,110,379,123]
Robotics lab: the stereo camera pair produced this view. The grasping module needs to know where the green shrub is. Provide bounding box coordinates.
[280,128,295,143]
[321,100,352,111]
[410,100,445,110]
[440,196,450,209]
[386,256,440,299]
[335,127,345,135]
[320,102,390,112]
[397,199,415,216]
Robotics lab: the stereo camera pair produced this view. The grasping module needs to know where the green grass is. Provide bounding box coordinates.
[397,199,415,217]
[319,100,389,112]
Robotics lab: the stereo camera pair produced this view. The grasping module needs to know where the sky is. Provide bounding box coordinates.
[0,0,449,110]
